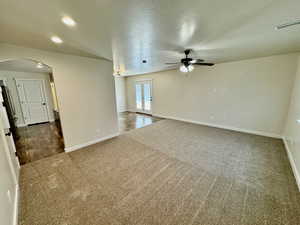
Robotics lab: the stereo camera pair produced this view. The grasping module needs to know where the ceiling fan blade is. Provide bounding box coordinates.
[165,63,180,65]
[194,62,215,66]
[191,59,204,63]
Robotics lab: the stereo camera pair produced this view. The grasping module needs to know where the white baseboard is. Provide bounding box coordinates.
[64,133,119,153]
[16,123,27,128]
[153,113,299,191]
[282,137,300,191]
[17,121,54,127]
[118,108,128,113]
[13,184,19,225]
[153,114,282,139]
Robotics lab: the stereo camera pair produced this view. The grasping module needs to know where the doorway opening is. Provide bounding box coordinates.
[114,76,162,133]
[0,59,64,165]
[135,80,152,114]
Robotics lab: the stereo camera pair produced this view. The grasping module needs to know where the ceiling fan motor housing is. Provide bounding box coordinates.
[181,58,193,67]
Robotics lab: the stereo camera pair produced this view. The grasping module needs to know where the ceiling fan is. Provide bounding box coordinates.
[165,49,214,73]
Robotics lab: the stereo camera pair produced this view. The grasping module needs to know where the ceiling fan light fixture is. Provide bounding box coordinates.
[188,64,194,72]
[169,49,214,72]
[180,64,194,73]
[180,65,188,73]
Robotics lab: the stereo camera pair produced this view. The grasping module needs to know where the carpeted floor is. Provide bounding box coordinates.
[19,119,300,225]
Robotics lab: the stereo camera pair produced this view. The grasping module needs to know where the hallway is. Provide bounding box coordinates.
[15,122,64,164]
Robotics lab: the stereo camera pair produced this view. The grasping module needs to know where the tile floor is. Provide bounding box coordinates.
[118,111,163,133]
[15,122,64,165]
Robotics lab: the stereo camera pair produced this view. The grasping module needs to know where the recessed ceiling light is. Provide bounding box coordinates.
[51,36,63,44]
[36,63,44,69]
[62,16,76,27]
[276,19,300,30]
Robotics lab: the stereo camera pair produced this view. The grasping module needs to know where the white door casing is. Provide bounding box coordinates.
[16,79,50,125]
[0,119,17,225]
[135,80,152,114]
[0,86,19,184]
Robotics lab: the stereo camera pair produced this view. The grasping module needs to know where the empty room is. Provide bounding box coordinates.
[0,1,300,225]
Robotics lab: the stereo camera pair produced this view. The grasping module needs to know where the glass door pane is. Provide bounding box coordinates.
[135,83,142,110]
[143,83,151,111]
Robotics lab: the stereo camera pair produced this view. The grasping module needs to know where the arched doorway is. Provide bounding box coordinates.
[0,58,65,165]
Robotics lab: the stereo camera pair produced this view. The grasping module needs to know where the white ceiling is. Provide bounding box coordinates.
[0,0,300,75]
[0,59,52,73]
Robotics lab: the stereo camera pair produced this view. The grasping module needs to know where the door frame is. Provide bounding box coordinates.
[0,77,17,120]
[0,79,21,169]
[135,79,153,115]
[0,86,20,183]
[15,78,51,125]
[0,77,8,85]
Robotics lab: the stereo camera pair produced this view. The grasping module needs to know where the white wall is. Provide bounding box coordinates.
[114,76,127,112]
[0,44,119,150]
[0,70,55,126]
[284,55,300,188]
[126,53,298,137]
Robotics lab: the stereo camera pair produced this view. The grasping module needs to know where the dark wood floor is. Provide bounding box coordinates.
[15,122,64,165]
[118,111,163,133]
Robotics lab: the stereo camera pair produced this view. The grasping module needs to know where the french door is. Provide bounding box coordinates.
[135,80,152,114]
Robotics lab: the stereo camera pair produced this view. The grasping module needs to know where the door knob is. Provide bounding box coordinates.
[42,103,46,105]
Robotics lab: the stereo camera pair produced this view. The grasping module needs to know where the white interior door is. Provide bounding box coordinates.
[135,80,152,114]
[16,79,49,125]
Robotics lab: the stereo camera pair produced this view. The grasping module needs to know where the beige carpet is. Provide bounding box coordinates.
[19,119,300,225]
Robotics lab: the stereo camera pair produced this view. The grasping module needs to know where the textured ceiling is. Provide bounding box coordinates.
[0,0,300,75]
